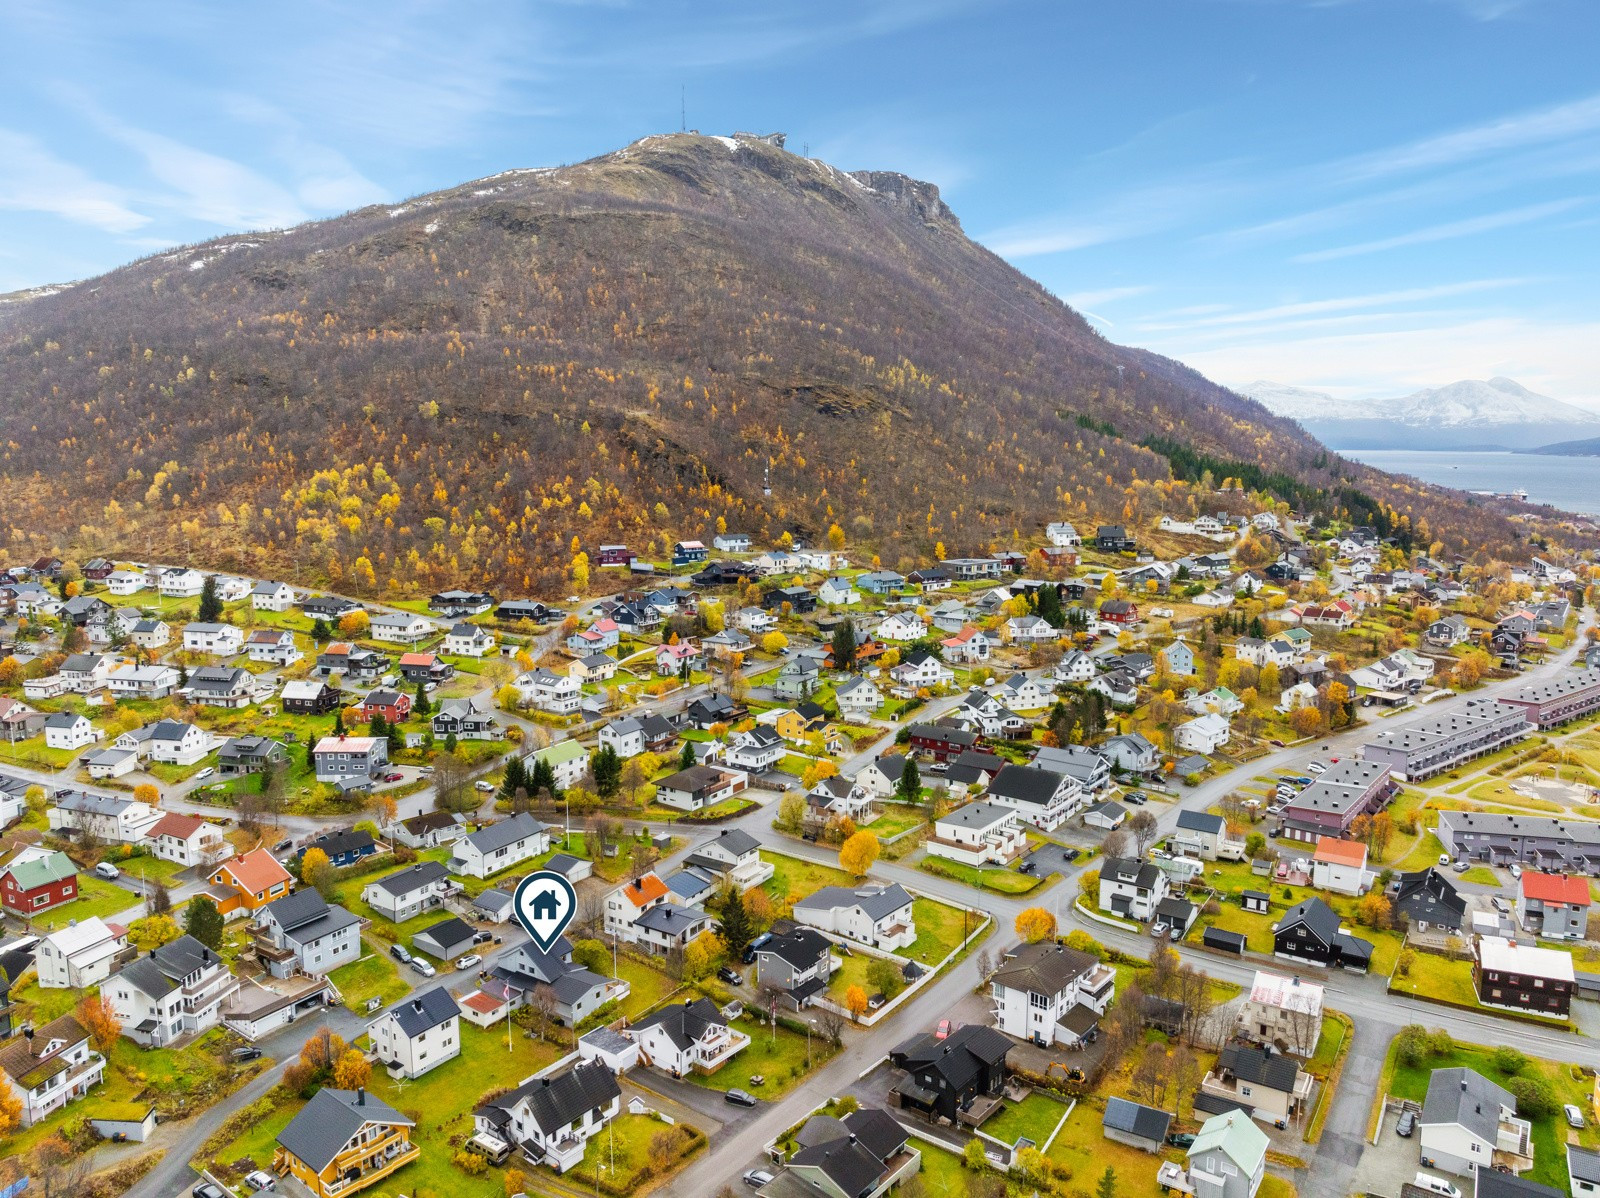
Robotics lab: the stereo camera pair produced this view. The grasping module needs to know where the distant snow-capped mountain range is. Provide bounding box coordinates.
[1240,377,1600,450]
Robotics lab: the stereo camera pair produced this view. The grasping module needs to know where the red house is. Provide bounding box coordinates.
[358,688,412,724]
[0,849,79,916]
[907,722,981,762]
[598,545,634,567]
[1098,599,1139,624]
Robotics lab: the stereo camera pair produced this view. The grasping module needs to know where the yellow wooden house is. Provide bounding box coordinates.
[273,1086,418,1198]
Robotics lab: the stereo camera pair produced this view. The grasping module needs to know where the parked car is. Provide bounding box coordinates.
[741,933,772,965]
[1566,1104,1586,1129]
[1166,1132,1196,1149]
[1396,1109,1416,1137]
[936,1019,954,1040]
[1307,761,1327,775]
[717,967,742,986]
[410,959,437,977]
[1450,860,1469,873]
[244,1170,278,1192]
[1292,775,1313,786]
[1125,792,1147,805]
[474,780,494,792]
[272,838,294,854]
[230,1046,263,1062]
[1508,863,1523,880]
[725,1089,758,1107]
[1061,848,1081,862]
[94,862,120,880]
[455,954,481,971]
[385,772,404,782]
[1150,922,1169,939]
[1018,861,1036,874]
[743,1171,775,1190]
[1269,739,1285,748]
[194,1185,227,1198]
[389,944,413,964]
[473,930,497,944]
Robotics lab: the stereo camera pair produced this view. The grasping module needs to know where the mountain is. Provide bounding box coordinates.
[1242,377,1600,451]
[0,133,1568,590]
[1521,436,1600,457]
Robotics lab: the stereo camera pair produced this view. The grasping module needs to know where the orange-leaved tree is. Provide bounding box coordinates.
[839,830,880,878]
[1015,907,1058,943]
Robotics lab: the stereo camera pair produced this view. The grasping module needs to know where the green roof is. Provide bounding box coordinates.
[1190,1109,1268,1175]
[1,851,76,891]
[532,740,585,766]
[92,1101,154,1122]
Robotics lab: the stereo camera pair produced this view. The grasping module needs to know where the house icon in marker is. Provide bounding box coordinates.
[530,889,559,919]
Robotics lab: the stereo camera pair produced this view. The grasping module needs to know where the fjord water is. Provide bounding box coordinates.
[1343,450,1600,517]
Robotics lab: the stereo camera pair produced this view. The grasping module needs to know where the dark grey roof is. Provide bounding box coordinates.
[370,860,449,897]
[705,827,760,856]
[263,888,335,933]
[1474,1173,1565,1198]
[481,1060,620,1137]
[631,998,725,1051]
[413,917,476,956]
[843,1107,906,1163]
[1217,1044,1299,1094]
[1392,868,1467,929]
[891,1023,1012,1091]
[464,812,545,855]
[1101,856,1162,891]
[309,828,375,857]
[795,883,913,922]
[1568,1145,1600,1187]
[1103,1096,1172,1144]
[1421,1067,1516,1143]
[790,1137,887,1197]
[760,928,831,970]
[385,986,460,1038]
[1176,810,1226,835]
[992,942,1098,998]
[987,765,1065,806]
[634,905,707,937]
[1278,896,1342,947]
[277,1087,412,1172]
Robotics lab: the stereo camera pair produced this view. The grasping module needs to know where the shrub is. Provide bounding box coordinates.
[1492,1046,1529,1076]
[1394,1024,1430,1068]
[452,1149,489,1176]
[1506,1075,1558,1119]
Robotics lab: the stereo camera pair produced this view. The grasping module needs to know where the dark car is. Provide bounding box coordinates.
[1269,739,1285,748]
[1125,792,1147,805]
[741,932,773,965]
[389,943,413,964]
[194,1185,228,1198]
[1166,1133,1196,1149]
[717,967,742,986]
[725,1089,758,1106]
[272,838,294,854]
[1061,847,1081,862]
[473,930,497,944]
[229,1046,263,1062]
[1396,1109,1416,1137]
[1018,861,1035,874]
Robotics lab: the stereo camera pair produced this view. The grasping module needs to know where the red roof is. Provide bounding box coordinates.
[461,991,505,1015]
[1312,836,1367,868]
[399,652,437,666]
[149,812,208,840]
[1519,871,1591,906]
[212,846,291,894]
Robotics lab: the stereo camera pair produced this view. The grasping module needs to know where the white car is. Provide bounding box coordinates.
[94,862,120,880]
[243,1171,277,1192]
[743,1170,775,1189]
[455,954,482,971]
[474,780,495,792]
[195,767,215,780]
[1306,761,1327,775]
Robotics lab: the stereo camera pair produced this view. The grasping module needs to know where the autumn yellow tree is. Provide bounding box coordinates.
[76,993,121,1053]
[1015,907,1057,943]
[683,934,719,981]
[839,829,880,878]
[827,523,845,550]
[338,609,370,637]
[128,914,182,950]
[845,984,870,1022]
[0,1082,21,1137]
[333,1048,372,1090]
[761,631,788,654]
[133,782,160,806]
[495,683,522,711]
[800,758,838,789]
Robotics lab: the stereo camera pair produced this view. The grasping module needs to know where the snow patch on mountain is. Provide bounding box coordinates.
[1243,377,1600,430]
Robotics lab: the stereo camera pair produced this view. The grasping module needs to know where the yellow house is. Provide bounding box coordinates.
[274,1086,418,1198]
[766,708,808,742]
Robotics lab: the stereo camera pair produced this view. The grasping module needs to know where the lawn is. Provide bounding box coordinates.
[762,849,857,910]
[905,896,984,965]
[6,978,82,1024]
[919,856,1046,896]
[553,1111,704,1194]
[1459,865,1500,885]
[1391,831,1448,873]
[208,1096,305,1180]
[31,873,141,930]
[370,1021,561,1141]
[110,853,193,885]
[867,804,926,841]
[1388,952,1570,1027]
[984,1090,1071,1147]
[614,953,683,1021]
[1041,1099,1177,1197]
[1385,1036,1598,1190]
[1305,1011,1349,1077]
[684,1011,837,1098]
[328,939,411,1011]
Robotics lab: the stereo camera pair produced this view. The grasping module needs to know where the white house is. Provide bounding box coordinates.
[604,872,673,942]
[447,813,550,880]
[928,801,1028,866]
[444,623,494,658]
[103,934,239,1047]
[1418,1067,1531,1180]
[1236,971,1325,1056]
[682,828,774,890]
[875,611,928,642]
[991,941,1117,1048]
[245,628,301,667]
[631,997,750,1078]
[49,792,161,843]
[1310,838,1370,896]
[1006,615,1056,644]
[725,727,784,772]
[1046,522,1081,548]
[147,811,228,868]
[361,861,454,922]
[1175,713,1231,755]
[252,891,362,978]
[941,625,992,663]
[984,764,1080,832]
[147,719,210,765]
[888,651,954,694]
[1172,810,1244,862]
[793,883,916,952]
[36,917,127,989]
[182,623,244,656]
[835,675,883,716]
[516,668,580,715]
[106,569,149,596]
[1098,857,1170,921]
[819,577,860,606]
[369,610,433,643]
[44,712,97,751]
[250,581,296,611]
[997,672,1052,711]
[1053,651,1097,684]
[475,1061,621,1174]
[368,988,461,1079]
[158,567,205,597]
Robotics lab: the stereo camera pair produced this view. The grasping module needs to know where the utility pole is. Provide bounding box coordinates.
[680,86,686,133]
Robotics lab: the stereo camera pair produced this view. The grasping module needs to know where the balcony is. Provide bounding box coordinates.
[250,933,297,964]
[313,1134,420,1195]
[692,1028,751,1073]
[1081,965,1116,1004]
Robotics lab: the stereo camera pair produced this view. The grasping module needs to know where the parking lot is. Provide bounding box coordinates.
[1020,841,1085,877]
[1352,1100,1478,1198]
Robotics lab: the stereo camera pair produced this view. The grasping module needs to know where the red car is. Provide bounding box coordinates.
[384,772,404,782]
[936,1019,954,1040]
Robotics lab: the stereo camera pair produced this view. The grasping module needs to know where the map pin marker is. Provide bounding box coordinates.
[512,870,578,954]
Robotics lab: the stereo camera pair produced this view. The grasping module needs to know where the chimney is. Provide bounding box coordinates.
[357,1086,365,1105]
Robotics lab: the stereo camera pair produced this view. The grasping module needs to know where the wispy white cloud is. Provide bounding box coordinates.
[980,173,1246,257]
[0,129,147,233]
[1133,278,1529,333]
[1062,284,1154,309]
[1292,197,1588,261]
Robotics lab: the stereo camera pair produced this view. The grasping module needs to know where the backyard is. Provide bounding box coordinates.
[684,1011,838,1098]
[919,855,1048,896]
[983,1089,1071,1147]
[328,938,411,1011]
[553,1111,704,1195]
[905,895,988,965]
[31,873,141,929]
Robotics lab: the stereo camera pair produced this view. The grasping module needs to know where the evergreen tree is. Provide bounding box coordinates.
[718,886,754,957]
[831,618,858,672]
[678,740,696,771]
[500,756,528,803]
[1095,1166,1119,1198]
[530,753,557,798]
[197,575,223,623]
[312,617,332,642]
[591,744,622,798]
[445,732,458,754]
[368,711,389,741]
[1034,583,1065,628]
[413,680,432,717]
[896,754,922,803]
[333,709,347,736]
[1249,615,1265,639]
[183,896,225,951]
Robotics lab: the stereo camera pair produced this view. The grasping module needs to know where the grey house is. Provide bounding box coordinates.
[253,890,361,978]
[1437,808,1600,872]
[1102,1097,1171,1153]
[361,861,453,922]
[486,939,628,1027]
[754,928,834,1009]
[412,917,477,963]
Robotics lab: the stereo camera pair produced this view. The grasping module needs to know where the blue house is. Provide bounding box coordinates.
[672,540,709,568]
[856,571,907,595]
[302,828,377,869]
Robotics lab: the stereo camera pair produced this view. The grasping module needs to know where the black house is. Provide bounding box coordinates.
[495,599,551,623]
[685,693,746,730]
[889,1024,1012,1126]
[1096,525,1137,553]
[1273,896,1373,972]
[692,561,756,586]
[301,595,362,620]
[762,585,817,614]
[1390,868,1467,931]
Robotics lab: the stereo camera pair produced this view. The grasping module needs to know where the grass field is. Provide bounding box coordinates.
[762,849,857,910]
[919,855,1045,895]
[1040,1099,1180,1196]
[31,873,141,929]
[984,1090,1071,1146]
[329,940,411,1011]
[1459,865,1500,885]
[1384,1036,1597,1190]
[614,953,682,1021]
[556,1112,703,1193]
[905,896,982,965]
[684,1012,837,1098]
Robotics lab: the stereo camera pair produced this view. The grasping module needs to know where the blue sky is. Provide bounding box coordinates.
[3,0,1597,406]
